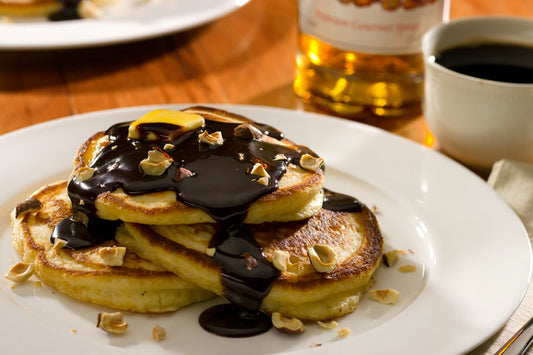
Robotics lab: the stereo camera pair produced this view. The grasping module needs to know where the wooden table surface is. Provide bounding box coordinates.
[1,0,532,353]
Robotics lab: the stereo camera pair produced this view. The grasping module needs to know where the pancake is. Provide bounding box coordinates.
[10,181,215,313]
[116,202,383,321]
[0,0,114,19]
[70,106,325,225]
[0,0,60,17]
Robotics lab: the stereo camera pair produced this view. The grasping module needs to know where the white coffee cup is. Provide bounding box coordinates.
[422,16,533,171]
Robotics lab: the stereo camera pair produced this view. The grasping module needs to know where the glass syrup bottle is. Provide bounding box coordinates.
[294,0,449,118]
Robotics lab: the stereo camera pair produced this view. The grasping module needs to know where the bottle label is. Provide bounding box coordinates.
[299,0,448,55]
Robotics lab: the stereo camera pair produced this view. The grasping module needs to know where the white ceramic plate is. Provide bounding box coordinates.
[0,0,249,50]
[0,105,530,355]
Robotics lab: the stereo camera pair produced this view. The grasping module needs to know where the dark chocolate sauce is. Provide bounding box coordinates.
[211,224,279,310]
[51,216,118,250]
[198,222,279,337]
[48,0,82,21]
[255,123,284,141]
[322,188,363,213]
[199,304,271,338]
[51,112,318,337]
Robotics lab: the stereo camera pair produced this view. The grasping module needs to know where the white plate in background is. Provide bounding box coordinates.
[0,0,249,49]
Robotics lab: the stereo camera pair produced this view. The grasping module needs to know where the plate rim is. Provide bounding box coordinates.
[0,103,531,355]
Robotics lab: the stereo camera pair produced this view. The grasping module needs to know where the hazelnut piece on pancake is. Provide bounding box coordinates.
[15,197,42,218]
[307,244,338,273]
[300,154,325,172]
[140,149,173,176]
[234,123,262,140]
[198,130,223,146]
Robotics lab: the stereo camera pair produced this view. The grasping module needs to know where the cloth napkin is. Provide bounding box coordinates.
[488,159,533,238]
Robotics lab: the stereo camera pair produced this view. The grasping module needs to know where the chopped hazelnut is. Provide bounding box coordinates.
[250,163,270,185]
[99,246,127,266]
[174,167,194,182]
[398,264,417,273]
[368,288,400,304]
[243,252,258,270]
[337,327,351,337]
[382,250,399,267]
[73,167,95,182]
[272,250,290,272]
[73,211,89,226]
[317,320,338,329]
[78,0,101,18]
[97,312,128,334]
[272,312,305,334]
[5,262,34,282]
[140,149,173,176]
[152,325,166,342]
[273,154,287,161]
[163,143,175,151]
[299,154,324,172]
[233,124,262,140]
[256,176,269,186]
[15,197,42,218]
[53,238,68,251]
[198,130,223,146]
[307,244,337,273]
[250,163,270,178]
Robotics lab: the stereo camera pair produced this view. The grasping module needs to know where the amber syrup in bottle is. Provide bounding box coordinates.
[294,0,449,119]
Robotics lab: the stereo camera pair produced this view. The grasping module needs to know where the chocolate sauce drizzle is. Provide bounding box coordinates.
[322,188,363,213]
[48,0,82,21]
[51,112,365,337]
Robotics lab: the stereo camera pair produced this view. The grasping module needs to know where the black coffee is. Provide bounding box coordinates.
[434,42,533,84]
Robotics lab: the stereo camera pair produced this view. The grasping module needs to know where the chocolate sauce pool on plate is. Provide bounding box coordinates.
[50,112,365,337]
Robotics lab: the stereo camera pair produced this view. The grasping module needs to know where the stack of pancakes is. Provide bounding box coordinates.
[10,106,383,334]
[0,0,114,20]
[0,0,60,17]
